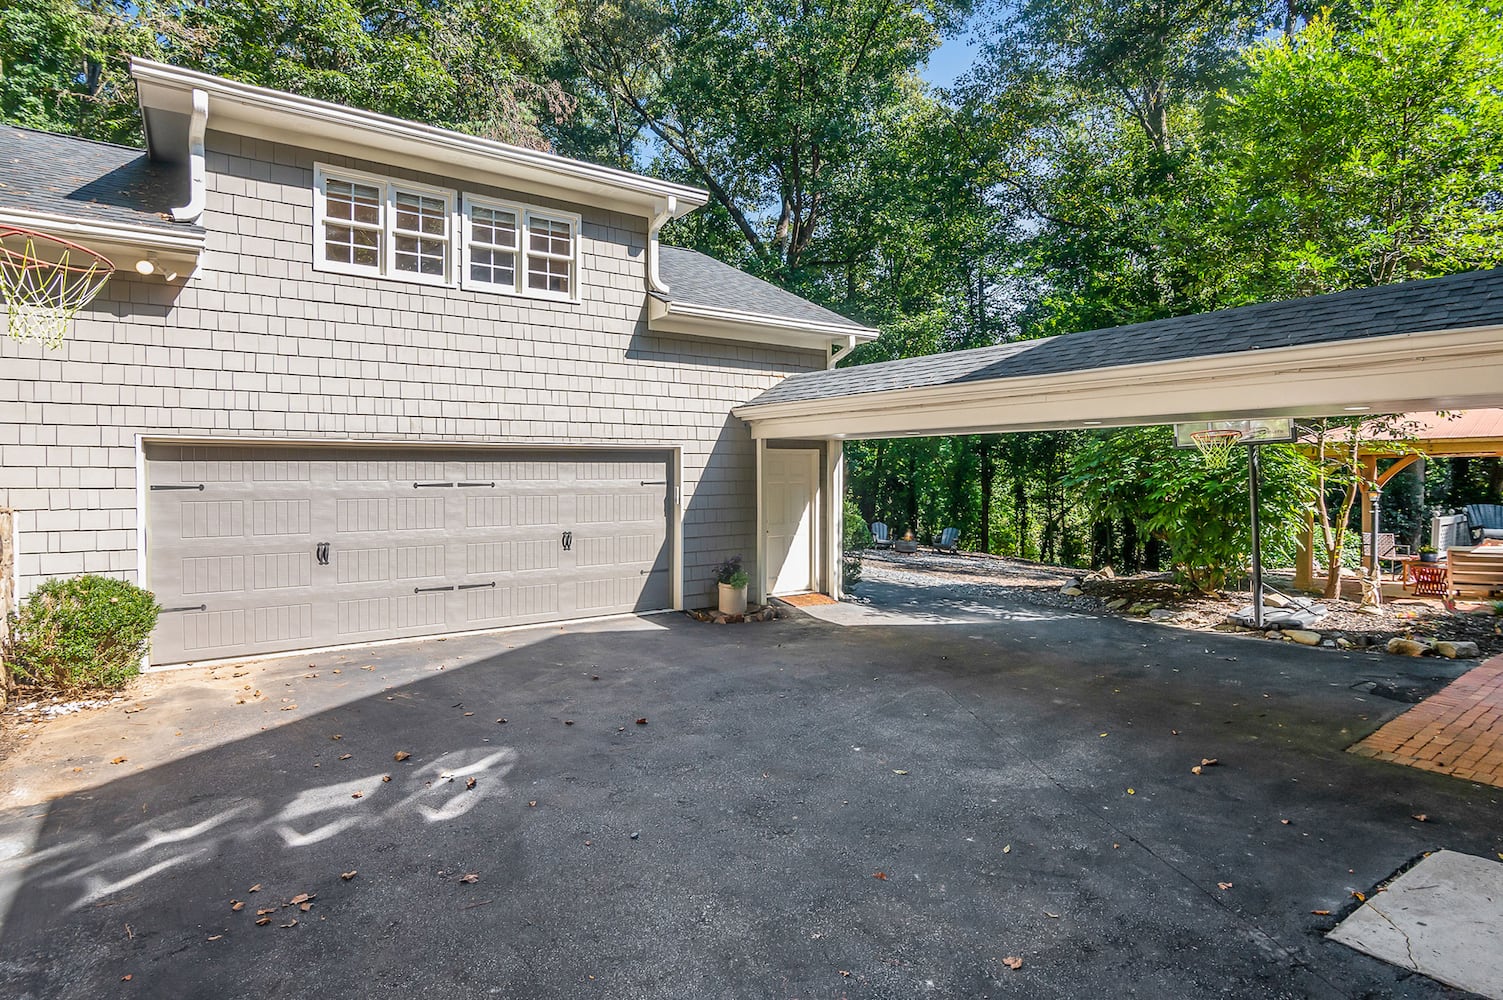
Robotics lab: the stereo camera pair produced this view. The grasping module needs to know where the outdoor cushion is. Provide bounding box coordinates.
[1464,504,1503,541]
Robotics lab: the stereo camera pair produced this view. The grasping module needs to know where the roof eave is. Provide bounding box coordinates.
[0,206,205,277]
[649,297,878,352]
[130,59,709,221]
[731,325,1503,439]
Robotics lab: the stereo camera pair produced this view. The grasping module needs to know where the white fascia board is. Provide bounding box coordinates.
[130,59,709,221]
[733,324,1503,440]
[0,207,205,272]
[649,296,878,353]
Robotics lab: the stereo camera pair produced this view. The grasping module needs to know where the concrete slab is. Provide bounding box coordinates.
[1329,850,1503,998]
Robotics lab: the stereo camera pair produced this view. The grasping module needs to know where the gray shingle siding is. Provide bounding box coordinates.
[746,268,1503,407]
[0,129,823,608]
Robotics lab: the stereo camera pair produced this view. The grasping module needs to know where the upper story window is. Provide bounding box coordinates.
[314,165,454,286]
[314,165,581,302]
[461,194,580,301]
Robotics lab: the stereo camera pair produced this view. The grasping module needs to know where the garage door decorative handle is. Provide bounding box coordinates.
[561,531,573,551]
[414,585,455,593]
[316,542,330,565]
[456,481,495,488]
[150,483,205,491]
[413,481,454,489]
[160,604,208,613]
[457,581,496,590]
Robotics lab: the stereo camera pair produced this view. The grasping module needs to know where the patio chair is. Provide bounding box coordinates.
[1464,503,1503,543]
[1357,532,1410,573]
[870,522,893,549]
[933,527,960,553]
[1442,544,1503,608]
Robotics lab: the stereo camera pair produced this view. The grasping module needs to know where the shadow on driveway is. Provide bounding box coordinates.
[1,609,1500,999]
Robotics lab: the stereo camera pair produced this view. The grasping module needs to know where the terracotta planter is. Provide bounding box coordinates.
[718,582,748,615]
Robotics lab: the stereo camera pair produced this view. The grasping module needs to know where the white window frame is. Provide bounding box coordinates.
[313,164,456,287]
[521,208,582,304]
[460,193,525,295]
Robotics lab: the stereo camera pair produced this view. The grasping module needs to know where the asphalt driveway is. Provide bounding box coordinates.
[1,588,1500,999]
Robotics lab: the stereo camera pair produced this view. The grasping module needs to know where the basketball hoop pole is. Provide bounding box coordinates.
[1248,443,1264,629]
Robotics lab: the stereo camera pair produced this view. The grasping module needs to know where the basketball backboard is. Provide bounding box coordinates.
[1173,417,1295,448]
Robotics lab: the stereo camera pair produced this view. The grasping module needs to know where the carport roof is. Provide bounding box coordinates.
[744,267,1503,409]
[733,268,1503,440]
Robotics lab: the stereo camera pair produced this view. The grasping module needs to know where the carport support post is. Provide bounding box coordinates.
[1248,444,1264,629]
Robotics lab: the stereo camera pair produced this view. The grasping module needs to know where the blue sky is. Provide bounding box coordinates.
[921,31,984,88]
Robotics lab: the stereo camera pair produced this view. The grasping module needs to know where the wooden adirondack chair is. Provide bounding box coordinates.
[933,527,960,553]
[870,522,893,549]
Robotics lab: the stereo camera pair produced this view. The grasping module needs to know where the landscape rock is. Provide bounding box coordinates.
[1061,586,1084,597]
[1128,603,1156,615]
[1148,609,1179,621]
[1357,605,1385,617]
[1335,637,1353,649]
[1106,598,1129,610]
[1262,592,1293,609]
[1285,630,1322,646]
[1385,637,1431,657]
[1265,630,1284,640]
[1434,640,1480,660]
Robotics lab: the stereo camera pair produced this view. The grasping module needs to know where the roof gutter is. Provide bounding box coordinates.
[732,324,1503,439]
[647,196,676,295]
[130,58,710,219]
[170,88,209,223]
[659,299,879,341]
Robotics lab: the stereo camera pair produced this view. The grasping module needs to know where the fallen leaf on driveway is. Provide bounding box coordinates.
[1281,819,1291,825]
[636,718,648,726]
[1002,845,1011,854]
[892,769,908,775]
[528,801,537,808]
[351,791,363,799]
[338,753,352,761]
[1002,957,1023,970]
[1218,882,1233,890]
[1352,891,1366,902]
[1411,813,1428,822]
[1200,758,1218,767]
[121,974,132,981]
[280,919,297,928]
[1044,911,1059,919]
[341,871,357,880]
[299,902,312,912]
[281,705,297,712]
[289,893,313,905]
[331,734,342,741]
[1191,766,1203,775]
[110,757,127,765]
[1126,788,1136,795]
[466,777,477,790]
[382,774,392,783]
[394,751,411,761]
[207,935,222,941]
[872,871,888,881]
[458,873,479,884]
[230,900,244,911]
[255,917,271,926]
[1311,909,1331,916]
[248,884,261,893]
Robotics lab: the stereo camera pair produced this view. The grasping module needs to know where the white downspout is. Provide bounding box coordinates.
[647,195,677,295]
[171,89,209,223]
[829,334,859,369]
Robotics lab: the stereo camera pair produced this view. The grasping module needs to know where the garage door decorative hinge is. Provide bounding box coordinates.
[561,531,573,551]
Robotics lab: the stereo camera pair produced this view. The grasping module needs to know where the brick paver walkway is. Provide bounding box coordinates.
[1349,654,1503,787]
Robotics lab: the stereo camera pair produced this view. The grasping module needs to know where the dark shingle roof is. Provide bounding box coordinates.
[0,126,189,231]
[656,245,873,331]
[744,268,1503,408]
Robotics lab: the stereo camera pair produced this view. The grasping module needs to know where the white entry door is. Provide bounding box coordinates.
[764,448,819,596]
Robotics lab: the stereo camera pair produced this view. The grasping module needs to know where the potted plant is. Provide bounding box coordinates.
[1419,546,1439,563]
[714,555,749,615]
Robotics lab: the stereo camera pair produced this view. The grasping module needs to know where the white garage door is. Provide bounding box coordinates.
[145,444,672,664]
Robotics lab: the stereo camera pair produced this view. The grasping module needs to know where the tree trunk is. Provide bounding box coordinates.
[980,442,994,555]
[1014,475,1028,559]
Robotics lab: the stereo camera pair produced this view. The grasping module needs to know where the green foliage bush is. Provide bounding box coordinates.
[4,575,159,693]
[1066,428,1313,593]
[842,498,870,589]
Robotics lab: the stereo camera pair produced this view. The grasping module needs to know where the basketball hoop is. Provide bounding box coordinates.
[0,227,115,349]
[1189,428,1243,469]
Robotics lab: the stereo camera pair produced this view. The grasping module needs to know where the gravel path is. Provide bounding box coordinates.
[857,549,1503,660]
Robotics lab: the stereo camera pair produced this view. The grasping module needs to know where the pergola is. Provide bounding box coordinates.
[731,268,1503,602]
[1292,410,1503,591]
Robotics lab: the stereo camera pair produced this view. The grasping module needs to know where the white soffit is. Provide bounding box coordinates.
[733,325,1503,439]
[647,297,880,354]
[131,59,710,220]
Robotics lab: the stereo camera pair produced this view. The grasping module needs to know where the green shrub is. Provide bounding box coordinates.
[4,575,159,693]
